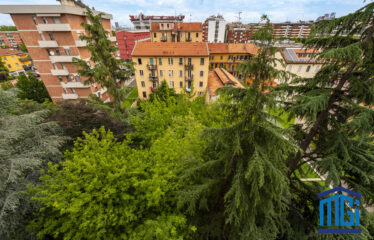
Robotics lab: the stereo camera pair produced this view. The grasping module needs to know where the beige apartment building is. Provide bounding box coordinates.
[150,22,202,42]
[275,48,322,82]
[0,0,116,102]
[132,42,209,99]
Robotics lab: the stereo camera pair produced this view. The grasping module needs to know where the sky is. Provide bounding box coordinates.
[0,0,370,28]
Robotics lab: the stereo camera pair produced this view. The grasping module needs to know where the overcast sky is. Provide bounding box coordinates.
[0,0,369,28]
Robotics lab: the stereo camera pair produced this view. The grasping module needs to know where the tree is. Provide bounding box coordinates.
[0,89,66,240]
[0,25,17,31]
[149,80,177,103]
[0,45,10,49]
[0,57,9,81]
[18,42,27,52]
[31,124,200,239]
[74,7,134,112]
[49,100,134,147]
[276,3,374,239]
[16,74,51,103]
[177,16,297,239]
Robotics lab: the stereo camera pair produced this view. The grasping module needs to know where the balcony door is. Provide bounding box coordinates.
[149,57,154,65]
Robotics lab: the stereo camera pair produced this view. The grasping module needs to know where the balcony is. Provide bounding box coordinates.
[147,64,157,70]
[61,82,89,88]
[161,37,167,42]
[149,75,158,81]
[75,40,87,47]
[19,56,32,62]
[37,23,71,32]
[62,93,78,100]
[51,69,69,76]
[185,64,193,70]
[186,38,192,42]
[109,36,116,42]
[38,40,58,48]
[185,75,194,81]
[50,55,80,63]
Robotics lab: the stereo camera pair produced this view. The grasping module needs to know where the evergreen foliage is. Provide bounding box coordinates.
[16,74,51,103]
[177,16,297,239]
[0,89,66,240]
[74,7,135,112]
[0,57,9,81]
[0,26,17,31]
[149,80,177,103]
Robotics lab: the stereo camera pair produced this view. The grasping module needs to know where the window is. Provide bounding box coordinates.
[65,48,72,56]
[169,70,173,77]
[61,63,66,69]
[168,57,173,65]
[15,63,19,67]
[297,65,302,73]
[138,58,142,65]
[32,16,38,25]
[200,71,204,77]
[152,81,157,88]
[220,56,223,60]
[42,17,48,24]
[55,49,60,55]
[219,63,223,68]
[142,91,147,98]
[215,63,218,68]
[11,56,15,60]
[306,65,311,72]
[180,81,183,88]
[53,17,61,23]
[141,81,145,87]
[211,56,214,60]
[154,32,157,38]
[3,57,6,61]
[7,64,11,68]
[75,75,81,82]
[199,81,203,87]
[160,70,163,77]
[63,88,68,94]
[71,88,76,93]
[159,58,162,65]
[48,32,54,40]
[179,70,183,77]
[179,58,183,65]
[196,32,199,37]
[149,57,154,65]
[198,91,204,96]
[139,70,144,76]
[200,58,204,65]
[39,32,45,40]
[169,81,174,88]
[58,76,63,82]
[228,55,233,60]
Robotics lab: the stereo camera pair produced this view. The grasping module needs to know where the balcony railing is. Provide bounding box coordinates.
[62,93,78,100]
[147,64,157,70]
[186,38,192,42]
[61,82,89,88]
[185,64,193,70]
[75,40,87,47]
[51,69,69,76]
[37,23,71,32]
[19,56,32,62]
[38,40,58,48]
[185,75,194,81]
[161,37,167,42]
[50,55,80,63]
[149,75,158,81]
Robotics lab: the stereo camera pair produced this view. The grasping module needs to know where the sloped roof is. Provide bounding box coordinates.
[208,68,244,96]
[0,48,23,56]
[208,43,258,55]
[132,42,209,56]
[151,22,202,31]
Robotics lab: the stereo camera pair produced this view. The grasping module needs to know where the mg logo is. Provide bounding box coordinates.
[318,187,361,233]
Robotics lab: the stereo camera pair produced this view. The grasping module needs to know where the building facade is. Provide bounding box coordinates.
[202,15,226,43]
[0,0,116,102]
[116,30,150,60]
[132,42,209,99]
[0,31,23,48]
[0,48,32,75]
[208,43,258,80]
[150,22,202,42]
[226,23,262,43]
[274,48,322,82]
[129,13,184,31]
[273,22,313,38]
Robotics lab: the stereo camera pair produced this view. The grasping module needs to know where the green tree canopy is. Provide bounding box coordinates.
[16,74,51,103]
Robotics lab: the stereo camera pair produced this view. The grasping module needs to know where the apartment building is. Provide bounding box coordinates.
[208,43,258,80]
[274,48,322,82]
[202,15,226,43]
[0,31,23,48]
[132,42,209,99]
[207,67,244,102]
[150,22,202,42]
[0,0,116,102]
[273,22,313,38]
[0,48,32,76]
[130,13,184,30]
[226,23,264,43]
[116,30,150,60]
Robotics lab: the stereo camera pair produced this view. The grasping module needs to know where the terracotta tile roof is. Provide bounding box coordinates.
[208,68,244,96]
[0,48,23,56]
[281,48,321,64]
[151,22,202,31]
[208,43,259,55]
[132,42,209,56]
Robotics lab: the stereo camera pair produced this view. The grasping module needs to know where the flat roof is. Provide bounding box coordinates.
[0,5,112,19]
